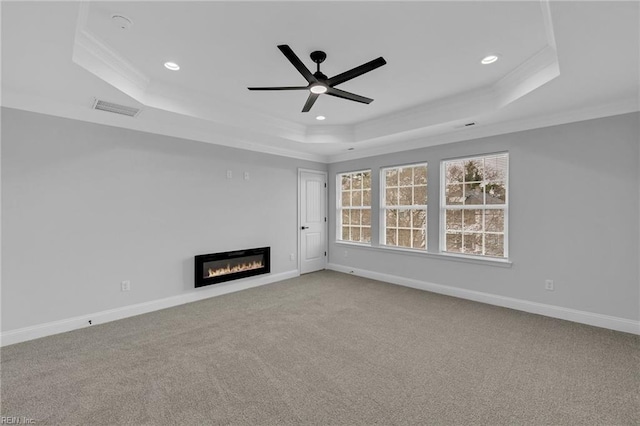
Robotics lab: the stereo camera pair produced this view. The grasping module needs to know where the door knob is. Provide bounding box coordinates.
[301,226,309,230]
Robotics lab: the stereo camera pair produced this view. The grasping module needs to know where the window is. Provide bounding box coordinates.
[381,163,428,249]
[337,170,371,243]
[441,153,508,258]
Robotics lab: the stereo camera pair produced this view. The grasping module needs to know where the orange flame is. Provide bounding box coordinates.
[207,260,264,278]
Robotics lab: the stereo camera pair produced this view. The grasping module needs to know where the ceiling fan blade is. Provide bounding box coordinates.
[326,87,373,104]
[326,57,387,87]
[248,86,308,91]
[278,45,316,84]
[302,93,319,112]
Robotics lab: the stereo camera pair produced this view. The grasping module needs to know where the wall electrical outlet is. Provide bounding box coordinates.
[545,279,554,291]
[226,170,232,179]
[244,172,250,180]
[343,250,348,257]
[289,253,295,261]
[121,280,131,292]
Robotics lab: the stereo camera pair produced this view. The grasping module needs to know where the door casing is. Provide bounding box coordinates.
[297,168,328,274]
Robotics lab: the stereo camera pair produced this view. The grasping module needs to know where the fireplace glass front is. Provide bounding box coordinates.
[194,247,270,288]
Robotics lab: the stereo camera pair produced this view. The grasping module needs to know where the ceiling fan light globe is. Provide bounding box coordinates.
[310,84,328,94]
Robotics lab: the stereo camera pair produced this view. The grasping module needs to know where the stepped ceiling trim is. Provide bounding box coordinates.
[71,1,560,148]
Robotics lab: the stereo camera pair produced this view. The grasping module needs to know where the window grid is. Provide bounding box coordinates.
[337,170,372,244]
[381,164,427,250]
[441,154,508,258]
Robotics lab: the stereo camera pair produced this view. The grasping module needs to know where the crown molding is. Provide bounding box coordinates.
[493,44,559,108]
[72,28,308,145]
[3,89,635,166]
[326,97,639,163]
[141,81,308,143]
[540,0,557,50]
[72,4,308,145]
[11,0,619,165]
[73,4,150,100]
[352,4,560,145]
[70,1,561,149]
[0,89,329,164]
[353,86,497,144]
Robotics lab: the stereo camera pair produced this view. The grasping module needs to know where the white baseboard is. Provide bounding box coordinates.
[327,263,640,335]
[0,270,300,347]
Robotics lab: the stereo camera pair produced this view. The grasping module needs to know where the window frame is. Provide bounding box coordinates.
[379,162,428,251]
[336,169,372,245]
[439,152,509,259]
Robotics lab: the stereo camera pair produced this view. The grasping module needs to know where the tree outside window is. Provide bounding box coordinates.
[442,154,508,258]
[381,163,427,250]
[337,170,371,243]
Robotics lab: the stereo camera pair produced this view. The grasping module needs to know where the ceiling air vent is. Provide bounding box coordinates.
[92,99,141,117]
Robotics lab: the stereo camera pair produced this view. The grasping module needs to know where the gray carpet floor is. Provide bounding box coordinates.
[1,270,639,425]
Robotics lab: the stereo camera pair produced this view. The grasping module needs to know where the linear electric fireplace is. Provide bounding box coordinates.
[194,247,270,288]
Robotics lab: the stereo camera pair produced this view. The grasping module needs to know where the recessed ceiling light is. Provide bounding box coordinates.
[316,115,326,121]
[481,55,499,65]
[164,62,180,71]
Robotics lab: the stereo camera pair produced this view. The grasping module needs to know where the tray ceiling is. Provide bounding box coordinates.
[1,1,638,162]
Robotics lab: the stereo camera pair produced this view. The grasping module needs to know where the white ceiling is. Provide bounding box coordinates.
[2,1,638,163]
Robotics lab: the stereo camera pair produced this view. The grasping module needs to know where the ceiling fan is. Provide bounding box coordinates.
[248,45,386,113]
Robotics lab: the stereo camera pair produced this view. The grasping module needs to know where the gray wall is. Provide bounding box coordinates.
[3,108,638,333]
[329,113,640,321]
[1,108,325,331]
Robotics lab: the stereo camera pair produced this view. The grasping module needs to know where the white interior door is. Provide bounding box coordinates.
[299,170,327,274]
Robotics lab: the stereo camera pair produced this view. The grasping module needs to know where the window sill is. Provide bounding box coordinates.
[334,240,372,248]
[333,241,512,268]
